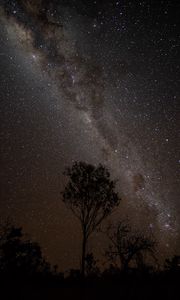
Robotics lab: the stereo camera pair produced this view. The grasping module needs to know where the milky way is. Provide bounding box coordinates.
[0,0,179,269]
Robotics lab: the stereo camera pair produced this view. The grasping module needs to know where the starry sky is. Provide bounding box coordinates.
[0,0,179,270]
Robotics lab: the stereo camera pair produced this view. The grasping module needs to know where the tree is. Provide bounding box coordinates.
[0,222,52,281]
[105,220,156,272]
[62,161,120,277]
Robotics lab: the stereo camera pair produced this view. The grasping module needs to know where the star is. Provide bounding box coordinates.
[0,0,179,270]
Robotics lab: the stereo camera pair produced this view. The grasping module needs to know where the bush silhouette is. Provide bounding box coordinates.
[0,222,52,282]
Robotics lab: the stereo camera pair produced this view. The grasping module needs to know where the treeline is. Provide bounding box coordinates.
[0,218,179,285]
[0,162,179,296]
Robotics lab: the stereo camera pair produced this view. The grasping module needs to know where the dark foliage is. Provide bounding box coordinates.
[0,222,57,284]
[0,221,179,299]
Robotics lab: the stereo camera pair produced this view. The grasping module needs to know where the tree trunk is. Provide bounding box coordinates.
[81,232,87,278]
[121,257,129,273]
[123,261,129,273]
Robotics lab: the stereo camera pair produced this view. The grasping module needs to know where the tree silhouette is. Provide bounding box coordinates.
[105,220,156,272]
[62,161,120,277]
[0,222,52,281]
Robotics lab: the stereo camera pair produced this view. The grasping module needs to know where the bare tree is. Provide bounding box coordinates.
[62,161,120,277]
[105,220,156,272]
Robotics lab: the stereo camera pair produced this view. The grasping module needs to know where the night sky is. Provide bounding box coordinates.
[0,0,179,270]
